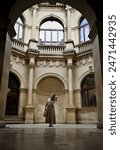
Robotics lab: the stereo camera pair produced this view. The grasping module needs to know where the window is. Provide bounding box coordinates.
[79,18,90,43]
[14,17,24,41]
[81,74,96,107]
[39,20,64,45]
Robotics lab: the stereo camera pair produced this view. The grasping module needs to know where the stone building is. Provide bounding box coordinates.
[0,0,103,128]
[5,3,97,124]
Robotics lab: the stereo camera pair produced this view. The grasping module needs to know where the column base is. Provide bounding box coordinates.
[66,106,76,124]
[0,121,6,128]
[97,122,103,129]
[24,105,35,124]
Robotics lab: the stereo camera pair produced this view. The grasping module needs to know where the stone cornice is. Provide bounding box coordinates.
[19,88,28,93]
[26,48,39,57]
[76,50,93,58]
[11,49,26,57]
[38,3,65,8]
[63,50,76,58]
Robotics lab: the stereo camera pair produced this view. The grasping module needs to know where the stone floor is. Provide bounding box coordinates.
[0,124,103,150]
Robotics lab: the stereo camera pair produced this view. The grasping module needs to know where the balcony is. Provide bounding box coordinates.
[38,45,65,55]
[12,38,27,52]
[11,39,93,56]
[75,40,93,54]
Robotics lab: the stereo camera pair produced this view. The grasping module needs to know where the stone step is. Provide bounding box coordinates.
[5,116,24,124]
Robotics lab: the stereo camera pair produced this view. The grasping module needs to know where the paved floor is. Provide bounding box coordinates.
[0,124,103,150]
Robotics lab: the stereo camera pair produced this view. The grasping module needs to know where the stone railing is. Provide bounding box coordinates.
[76,40,93,54]
[12,38,27,52]
[38,45,65,55]
[11,39,92,55]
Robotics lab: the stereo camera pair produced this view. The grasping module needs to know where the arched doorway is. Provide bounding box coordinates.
[5,72,20,115]
[35,76,66,123]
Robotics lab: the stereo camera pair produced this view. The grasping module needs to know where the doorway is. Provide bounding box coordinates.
[5,72,20,115]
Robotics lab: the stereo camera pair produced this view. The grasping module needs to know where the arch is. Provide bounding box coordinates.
[81,73,95,88]
[9,0,96,29]
[20,14,26,25]
[76,70,94,90]
[34,73,68,90]
[10,69,24,88]
[39,17,64,45]
[8,72,20,89]
[38,15,66,28]
[80,72,96,107]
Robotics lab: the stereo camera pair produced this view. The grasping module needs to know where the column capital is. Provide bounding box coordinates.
[67,58,73,67]
[63,50,75,59]
[28,63,35,68]
[28,57,36,68]
[27,49,38,57]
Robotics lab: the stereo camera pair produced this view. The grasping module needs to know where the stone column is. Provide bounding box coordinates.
[31,6,37,39]
[63,40,76,123]
[25,57,35,123]
[89,21,103,128]
[66,6,72,40]
[0,19,15,128]
[68,59,74,107]
[74,89,82,108]
[18,88,27,120]
[24,44,38,123]
[28,64,34,105]
[66,59,76,123]
[33,89,37,106]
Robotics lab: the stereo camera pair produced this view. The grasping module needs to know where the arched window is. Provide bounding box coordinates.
[39,20,64,45]
[79,18,90,43]
[14,17,24,41]
[81,73,96,107]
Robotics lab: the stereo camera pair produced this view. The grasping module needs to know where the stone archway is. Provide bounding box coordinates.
[0,0,103,128]
[35,76,67,123]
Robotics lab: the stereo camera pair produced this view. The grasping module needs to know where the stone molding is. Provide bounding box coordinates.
[19,88,28,93]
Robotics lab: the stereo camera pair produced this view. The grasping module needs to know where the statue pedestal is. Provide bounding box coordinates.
[66,106,76,124]
[24,105,35,123]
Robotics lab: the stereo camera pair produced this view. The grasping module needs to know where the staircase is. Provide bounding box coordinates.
[5,115,24,124]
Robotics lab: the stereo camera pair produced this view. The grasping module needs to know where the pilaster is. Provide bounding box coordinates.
[65,6,72,40]
[24,45,38,123]
[31,6,38,39]
[64,40,76,123]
